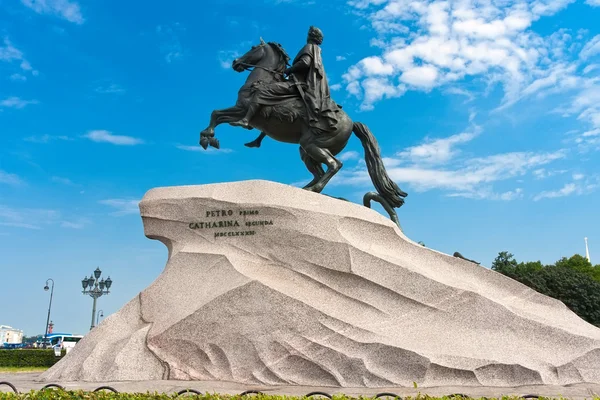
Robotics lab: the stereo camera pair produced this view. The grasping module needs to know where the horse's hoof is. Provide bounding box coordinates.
[209,137,220,149]
[244,141,260,148]
[200,129,214,138]
[200,137,209,150]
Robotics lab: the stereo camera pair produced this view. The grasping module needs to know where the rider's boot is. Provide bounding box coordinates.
[230,103,259,129]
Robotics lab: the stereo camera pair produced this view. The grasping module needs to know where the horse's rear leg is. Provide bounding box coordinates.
[300,146,325,188]
[302,144,342,193]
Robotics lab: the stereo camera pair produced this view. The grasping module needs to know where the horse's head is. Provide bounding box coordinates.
[232,38,290,75]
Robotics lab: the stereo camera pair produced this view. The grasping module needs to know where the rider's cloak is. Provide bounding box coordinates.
[292,44,339,132]
[249,43,340,134]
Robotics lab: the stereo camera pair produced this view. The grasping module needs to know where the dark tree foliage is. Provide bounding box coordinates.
[492,251,600,327]
[533,266,600,325]
[555,254,600,281]
[491,251,518,276]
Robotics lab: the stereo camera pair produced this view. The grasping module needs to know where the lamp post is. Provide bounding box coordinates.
[81,268,112,330]
[97,310,104,324]
[43,279,55,349]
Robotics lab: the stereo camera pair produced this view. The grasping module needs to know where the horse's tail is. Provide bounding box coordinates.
[352,122,407,208]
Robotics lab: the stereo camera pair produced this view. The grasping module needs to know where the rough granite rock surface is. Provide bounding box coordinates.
[41,180,600,387]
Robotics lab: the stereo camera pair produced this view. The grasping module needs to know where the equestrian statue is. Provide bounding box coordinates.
[199,26,408,227]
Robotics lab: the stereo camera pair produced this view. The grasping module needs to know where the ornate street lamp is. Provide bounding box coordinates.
[43,279,55,349]
[82,268,113,330]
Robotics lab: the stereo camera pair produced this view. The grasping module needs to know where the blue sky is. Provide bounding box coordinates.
[1,0,599,336]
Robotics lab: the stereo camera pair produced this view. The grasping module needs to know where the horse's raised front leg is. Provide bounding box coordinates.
[199,106,245,149]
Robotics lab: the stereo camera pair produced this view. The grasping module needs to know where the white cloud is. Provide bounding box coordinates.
[336,55,347,61]
[533,174,599,200]
[95,84,125,95]
[51,176,75,185]
[0,205,60,229]
[0,38,22,62]
[0,38,37,76]
[557,81,600,148]
[533,183,577,200]
[339,151,361,161]
[330,83,342,91]
[449,187,524,201]
[343,0,581,109]
[360,56,394,75]
[156,23,185,63]
[499,188,524,201]
[0,170,22,185]
[335,149,566,195]
[516,63,579,103]
[217,40,254,70]
[0,205,88,229]
[60,219,89,229]
[10,73,26,81]
[532,168,567,179]
[587,0,600,6]
[583,64,599,74]
[583,129,600,137]
[0,222,41,229]
[218,50,240,69]
[332,123,566,198]
[1,97,38,109]
[20,0,84,24]
[99,199,140,216]
[397,125,481,165]
[400,65,439,89]
[580,35,600,60]
[175,144,233,154]
[84,130,144,145]
[445,87,475,102]
[360,77,406,110]
[24,134,71,143]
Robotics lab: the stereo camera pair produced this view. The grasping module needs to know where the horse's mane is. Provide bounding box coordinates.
[268,42,290,70]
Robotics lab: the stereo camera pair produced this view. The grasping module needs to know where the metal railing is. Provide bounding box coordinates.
[0,381,546,398]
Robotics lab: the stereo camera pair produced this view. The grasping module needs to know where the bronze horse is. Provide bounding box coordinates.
[199,40,407,226]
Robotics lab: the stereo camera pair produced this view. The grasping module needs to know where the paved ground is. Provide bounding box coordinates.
[1,373,600,398]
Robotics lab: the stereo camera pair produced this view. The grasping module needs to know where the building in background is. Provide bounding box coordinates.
[0,325,24,344]
[585,237,591,264]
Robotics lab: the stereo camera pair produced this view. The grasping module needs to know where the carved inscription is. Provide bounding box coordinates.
[188,209,274,238]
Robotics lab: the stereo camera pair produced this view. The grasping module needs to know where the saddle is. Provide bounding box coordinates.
[261,98,342,133]
[261,98,304,123]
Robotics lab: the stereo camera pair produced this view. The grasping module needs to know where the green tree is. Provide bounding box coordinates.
[491,251,600,327]
[555,254,600,282]
[491,251,518,277]
[533,265,600,326]
[512,260,545,288]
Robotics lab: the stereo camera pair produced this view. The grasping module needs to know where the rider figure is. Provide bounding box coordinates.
[231,26,338,136]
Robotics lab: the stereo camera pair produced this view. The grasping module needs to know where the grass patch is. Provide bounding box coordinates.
[0,392,581,400]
